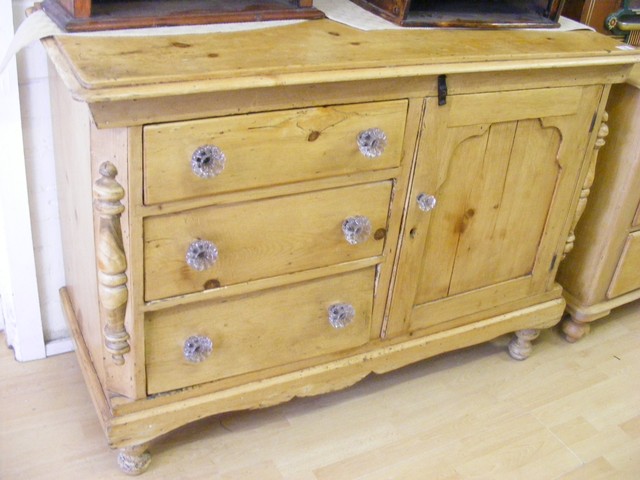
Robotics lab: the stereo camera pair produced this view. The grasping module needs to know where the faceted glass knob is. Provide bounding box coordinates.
[191,145,226,179]
[186,239,219,271]
[357,128,387,158]
[417,193,437,212]
[183,335,213,363]
[342,216,372,245]
[328,303,356,329]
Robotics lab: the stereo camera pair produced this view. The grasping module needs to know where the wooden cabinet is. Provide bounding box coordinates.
[557,67,640,342]
[43,21,638,474]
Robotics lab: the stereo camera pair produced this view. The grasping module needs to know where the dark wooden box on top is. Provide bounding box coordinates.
[41,0,324,32]
[350,0,566,28]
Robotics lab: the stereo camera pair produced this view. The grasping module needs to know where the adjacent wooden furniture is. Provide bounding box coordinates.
[43,20,639,474]
[563,0,623,34]
[557,66,640,342]
[564,0,640,45]
[40,0,324,32]
[349,0,564,28]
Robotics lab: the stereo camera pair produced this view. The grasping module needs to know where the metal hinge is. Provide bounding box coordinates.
[438,74,448,106]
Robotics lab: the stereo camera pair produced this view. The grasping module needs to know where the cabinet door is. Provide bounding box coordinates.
[389,85,603,335]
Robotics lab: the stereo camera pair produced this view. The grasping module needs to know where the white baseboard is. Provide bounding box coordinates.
[45,337,75,357]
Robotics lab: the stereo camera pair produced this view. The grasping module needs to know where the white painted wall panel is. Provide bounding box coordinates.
[1,0,47,360]
[1,1,70,354]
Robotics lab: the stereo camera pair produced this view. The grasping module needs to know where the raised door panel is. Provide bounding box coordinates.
[389,85,602,334]
[414,119,563,304]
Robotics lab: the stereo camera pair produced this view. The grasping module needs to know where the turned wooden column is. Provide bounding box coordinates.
[563,111,609,260]
[93,161,130,365]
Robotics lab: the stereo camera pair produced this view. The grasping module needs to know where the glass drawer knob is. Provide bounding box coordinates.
[191,145,226,179]
[328,303,356,329]
[417,193,437,212]
[183,335,213,363]
[342,215,372,245]
[186,239,219,271]
[357,128,387,158]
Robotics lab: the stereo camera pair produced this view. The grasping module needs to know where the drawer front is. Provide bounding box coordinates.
[143,100,407,205]
[144,181,392,301]
[145,268,376,394]
[607,231,640,299]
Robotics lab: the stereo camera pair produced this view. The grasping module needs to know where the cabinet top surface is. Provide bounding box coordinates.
[46,19,640,102]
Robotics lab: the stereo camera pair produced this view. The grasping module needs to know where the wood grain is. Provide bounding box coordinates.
[143,101,407,205]
[144,181,392,300]
[145,268,376,394]
[46,21,640,102]
[388,85,600,336]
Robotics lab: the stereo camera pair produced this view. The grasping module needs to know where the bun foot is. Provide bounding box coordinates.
[561,308,611,343]
[508,329,540,360]
[117,445,151,476]
[561,314,592,343]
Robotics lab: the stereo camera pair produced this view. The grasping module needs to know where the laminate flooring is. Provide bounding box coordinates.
[1,300,639,479]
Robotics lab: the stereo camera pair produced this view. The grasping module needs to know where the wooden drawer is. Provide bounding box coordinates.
[143,101,407,205]
[607,231,640,298]
[145,268,376,394]
[144,181,392,301]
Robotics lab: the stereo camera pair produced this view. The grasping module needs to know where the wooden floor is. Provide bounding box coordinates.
[1,301,639,479]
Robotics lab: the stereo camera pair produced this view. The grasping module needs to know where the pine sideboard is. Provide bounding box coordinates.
[558,66,640,341]
[43,20,639,474]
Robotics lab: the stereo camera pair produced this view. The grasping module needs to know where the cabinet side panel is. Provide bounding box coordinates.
[48,61,105,388]
[90,124,140,399]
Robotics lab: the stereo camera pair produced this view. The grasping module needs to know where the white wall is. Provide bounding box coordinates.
[1,1,70,358]
[13,2,68,343]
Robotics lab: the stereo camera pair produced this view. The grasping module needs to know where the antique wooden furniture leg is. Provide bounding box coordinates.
[561,313,593,343]
[508,329,541,360]
[117,444,152,476]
